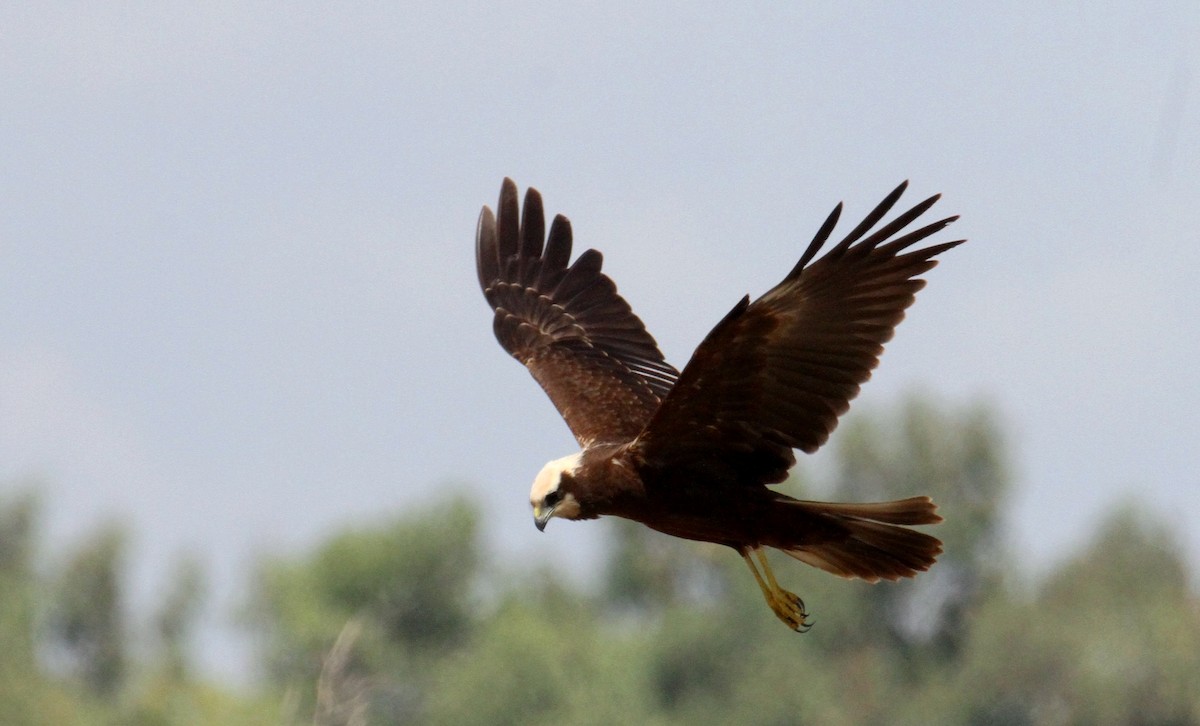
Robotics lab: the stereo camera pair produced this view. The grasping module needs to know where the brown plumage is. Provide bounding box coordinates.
[476,178,961,630]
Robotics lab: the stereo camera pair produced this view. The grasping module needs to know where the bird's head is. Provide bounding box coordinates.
[530,452,583,531]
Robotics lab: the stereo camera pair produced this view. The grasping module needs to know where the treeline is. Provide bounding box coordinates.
[2,397,1198,724]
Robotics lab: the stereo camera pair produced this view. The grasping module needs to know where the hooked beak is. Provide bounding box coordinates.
[532,502,554,532]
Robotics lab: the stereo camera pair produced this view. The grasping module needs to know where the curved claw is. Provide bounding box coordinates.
[774,588,812,633]
[742,547,815,633]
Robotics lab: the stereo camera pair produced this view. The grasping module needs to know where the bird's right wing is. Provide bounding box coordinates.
[477,179,679,448]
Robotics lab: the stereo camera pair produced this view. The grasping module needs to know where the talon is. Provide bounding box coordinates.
[742,547,815,633]
[785,591,812,633]
[772,588,812,632]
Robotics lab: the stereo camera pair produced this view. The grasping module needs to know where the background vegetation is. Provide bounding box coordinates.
[3,397,1197,724]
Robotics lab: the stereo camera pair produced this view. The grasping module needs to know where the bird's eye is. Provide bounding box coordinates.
[544,490,562,507]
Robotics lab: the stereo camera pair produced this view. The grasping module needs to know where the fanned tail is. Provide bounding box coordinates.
[773,496,943,582]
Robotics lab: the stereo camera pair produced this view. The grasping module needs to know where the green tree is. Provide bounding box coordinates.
[0,491,39,667]
[423,578,652,726]
[0,490,90,724]
[954,504,1200,725]
[46,521,129,698]
[0,487,279,725]
[154,554,206,681]
[247,493,482,723]
[236,395,1200,725]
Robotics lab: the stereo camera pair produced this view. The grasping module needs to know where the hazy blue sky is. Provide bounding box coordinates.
[3,3,1197,679]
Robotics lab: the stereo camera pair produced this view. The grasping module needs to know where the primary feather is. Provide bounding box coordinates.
[477,179,679,446]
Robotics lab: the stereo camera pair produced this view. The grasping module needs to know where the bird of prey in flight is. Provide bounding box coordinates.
[476,178,960,630]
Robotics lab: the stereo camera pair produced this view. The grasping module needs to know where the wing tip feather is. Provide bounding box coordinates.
[476,205,498,294]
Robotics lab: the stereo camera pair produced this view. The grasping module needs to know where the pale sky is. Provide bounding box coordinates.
[2,3,1198,680]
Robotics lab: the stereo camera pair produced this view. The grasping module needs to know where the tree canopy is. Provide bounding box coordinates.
[1,396,1197,724]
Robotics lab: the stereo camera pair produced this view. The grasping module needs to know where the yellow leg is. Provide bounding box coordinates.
[741,547,812,632]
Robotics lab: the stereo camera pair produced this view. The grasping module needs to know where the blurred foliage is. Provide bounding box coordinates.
[0,491,281,725]
[245,493,480,723]
[154,554,206,682]
[2,396,1199,724]
[46,521,129,697]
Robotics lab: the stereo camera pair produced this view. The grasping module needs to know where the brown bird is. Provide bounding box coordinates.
[476,178,960,630]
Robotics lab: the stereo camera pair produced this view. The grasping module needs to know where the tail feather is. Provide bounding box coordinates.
[774,496,943,582]
[794,495,942,525]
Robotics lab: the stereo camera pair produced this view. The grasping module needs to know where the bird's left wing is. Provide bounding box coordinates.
[632,182,963,484]
[477,179,679,447]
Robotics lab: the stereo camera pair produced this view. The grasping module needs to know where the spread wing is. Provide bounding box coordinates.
[477,178,679,447]
[633,181,963,484]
